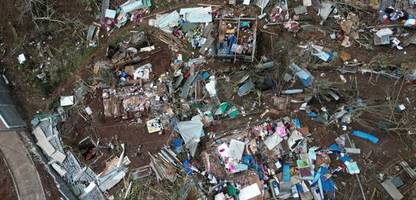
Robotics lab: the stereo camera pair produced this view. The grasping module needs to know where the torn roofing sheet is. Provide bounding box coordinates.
[228,139,245,161]
[121,0,150,13]
[177,119,204,156]
[154,11,180,32]
[179,7,213,23]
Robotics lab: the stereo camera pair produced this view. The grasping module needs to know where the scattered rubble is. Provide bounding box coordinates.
[19,0,416,199]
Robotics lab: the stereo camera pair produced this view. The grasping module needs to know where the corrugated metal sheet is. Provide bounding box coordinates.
[0,80,7,92]
[0,92,13,105]
[0,105,25,129]
[0,80,25,129]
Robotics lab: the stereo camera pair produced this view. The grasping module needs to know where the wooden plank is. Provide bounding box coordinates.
[233,16,241,63]
[399,161,416,179]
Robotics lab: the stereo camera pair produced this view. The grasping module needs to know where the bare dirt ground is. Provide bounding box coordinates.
[34,162,62,199]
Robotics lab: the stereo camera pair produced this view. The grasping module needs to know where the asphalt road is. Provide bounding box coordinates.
[0,122,46,200]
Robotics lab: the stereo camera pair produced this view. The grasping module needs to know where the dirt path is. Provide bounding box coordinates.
[0,125,46,200]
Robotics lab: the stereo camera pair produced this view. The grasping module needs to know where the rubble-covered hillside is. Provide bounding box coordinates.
[1,0,416,200]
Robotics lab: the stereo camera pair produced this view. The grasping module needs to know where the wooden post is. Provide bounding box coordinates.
[234,17,241,63]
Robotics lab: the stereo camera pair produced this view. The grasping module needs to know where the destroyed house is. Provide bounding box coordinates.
[32,116,105,200]
[0,79,25,129]
[216,17,258,62]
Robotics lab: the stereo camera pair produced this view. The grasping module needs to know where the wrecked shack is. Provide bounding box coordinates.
[217,17,257,62]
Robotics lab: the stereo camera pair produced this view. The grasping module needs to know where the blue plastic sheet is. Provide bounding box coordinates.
[238,80,255,97]
[295,183,303,193]
[171,137,184,153]
[292,118,301,129]
[352,130,379,144]
[312,166,336,193]
[340,155,352,162]
[183,160,193,176]
[283,164,291,182]
[307,111,318,118]
[201,71,210,80]
[120,71,129,78]
[329,143,341,153]
[322,177,336,193]
[242,154,265,180]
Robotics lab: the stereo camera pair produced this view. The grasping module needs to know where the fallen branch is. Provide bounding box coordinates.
[259,29,279,36]
[33,17,66,24]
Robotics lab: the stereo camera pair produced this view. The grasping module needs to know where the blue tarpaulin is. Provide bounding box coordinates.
[171,137,184,153]
[283,164,291,182]
[201,71,210,80]
[289,63,314,87]
[238,80,255,96]
[307,111,318,118]
[242,154,265,180]
[322,177,336,192]
[183,160,193,176]
[292,118,301,129]
[312,166,336,193]
[329,143,341,153]
[340,155,352,162]
[352,130,379,144]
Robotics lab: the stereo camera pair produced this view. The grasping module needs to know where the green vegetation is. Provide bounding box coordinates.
[47,96,60,110]
[125,178,186,200]
[37,43,95,95]
[81,0,100,13]
[155,1,172,10]
[109,28,133,47]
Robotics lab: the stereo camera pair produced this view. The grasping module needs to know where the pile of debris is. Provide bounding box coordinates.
[31,114,131,200]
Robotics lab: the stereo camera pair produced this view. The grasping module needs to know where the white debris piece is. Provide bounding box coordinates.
[345,147,361,154]
[303,0,312,6]
[140,45,155,52]
[177,119,204,156]
[215,192,226,200]
[256,0,270,14]
[121,0,144,13]
[60,96,75,106]
[33,126,67,163]
[264,134,283,150]
[105,9,117,19]
[51,163,67,177]
[228,139,245,161]
[17,53,26,64]
[375,28,393,45]
[97,162,129,191]
[133,63,152,80]
[243,0,251,5]
[376,28,393,38]
[382,179,404,200]
[146,118,163,133]
[205,76,217,97]
[179,7,212,23]
[85,106,93,115]
[345,161,360,174]
[275,161,282,169]
[287,130,304,150]
[152,11,180,33]
[398,104,406,111]
[239,183,262,200]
